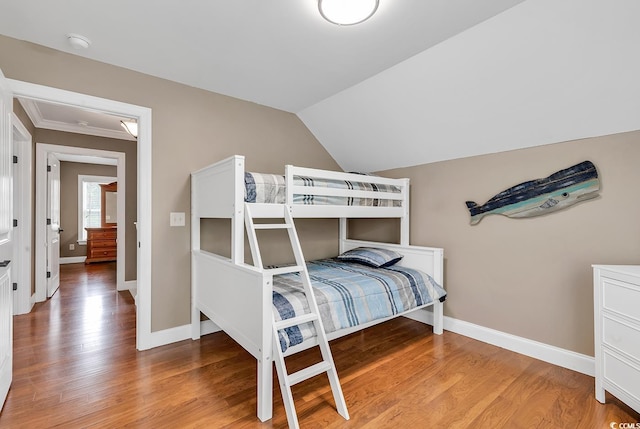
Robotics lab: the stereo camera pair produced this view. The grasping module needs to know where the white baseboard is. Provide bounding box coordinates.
[404,308,595,377]
[142,324,193,350]
[124,280,137,297]
[144,307,594,378]
[60,256,86,264]
[139,320,222,350]
[200,320,221,336]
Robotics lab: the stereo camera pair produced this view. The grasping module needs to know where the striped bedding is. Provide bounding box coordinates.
[244,172,401,206]
[272,259,446,352]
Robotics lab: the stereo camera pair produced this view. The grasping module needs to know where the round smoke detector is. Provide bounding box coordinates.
[66,33,91,49]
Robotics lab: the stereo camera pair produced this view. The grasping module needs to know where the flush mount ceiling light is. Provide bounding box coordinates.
[120,120,138,138]
[66,33,91,49]
[318,0,379,26]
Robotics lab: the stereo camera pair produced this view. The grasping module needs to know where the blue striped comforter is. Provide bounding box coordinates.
[272,259,446,352]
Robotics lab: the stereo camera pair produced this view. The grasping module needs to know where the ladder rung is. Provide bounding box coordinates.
[288,361,332,386]
[266,265,304,276]
[253,223,292,230]
[275,313,318,330]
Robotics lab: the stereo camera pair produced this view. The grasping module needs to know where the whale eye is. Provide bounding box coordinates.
[561,192,569,198]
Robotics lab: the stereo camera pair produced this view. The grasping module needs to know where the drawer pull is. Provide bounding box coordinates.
[0,260,10,267]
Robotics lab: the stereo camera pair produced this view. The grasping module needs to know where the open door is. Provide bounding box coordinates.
[46,153,60,298]
[0,68,14,409]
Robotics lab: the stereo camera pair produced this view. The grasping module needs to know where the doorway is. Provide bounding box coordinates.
[9,79,153,351]
[35,143,126,298]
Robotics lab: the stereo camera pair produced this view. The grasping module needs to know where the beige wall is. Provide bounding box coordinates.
[59,161,117,258]
[374,131,640,356]
[0,35,340,331]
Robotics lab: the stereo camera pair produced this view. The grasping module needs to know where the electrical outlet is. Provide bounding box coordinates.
[170,212,185,227]
[69,243,75,250]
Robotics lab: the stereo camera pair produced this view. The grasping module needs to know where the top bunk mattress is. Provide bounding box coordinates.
[244,172,402,206]
[273,259,446,352]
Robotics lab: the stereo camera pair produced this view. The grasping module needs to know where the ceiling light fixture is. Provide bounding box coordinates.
[120,120,138,138]
[318,0,379,26]
[66,33,91,49]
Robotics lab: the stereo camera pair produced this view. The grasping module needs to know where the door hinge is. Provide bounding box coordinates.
[13,155,18,164]
[47,165,52,172]
[12,282,17,291]
[13,219,18,227]
[46,271,51,279]
[47,218,51,225]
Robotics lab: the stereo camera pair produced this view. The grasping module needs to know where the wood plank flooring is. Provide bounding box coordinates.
[1,262,638,428]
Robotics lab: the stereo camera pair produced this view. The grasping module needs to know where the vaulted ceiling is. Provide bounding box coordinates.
[1,0,639,171]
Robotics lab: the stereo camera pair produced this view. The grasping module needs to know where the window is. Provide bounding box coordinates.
[78,175,116,243]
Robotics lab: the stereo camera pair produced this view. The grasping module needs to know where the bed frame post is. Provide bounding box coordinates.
[257,356,273,421]
[191,176,201,340]
[339,218,348,253]
[433,301,444,335]
[257,275,274,422]
[433,247,444,335]
[232,156,245,264]
[400,178,410,246]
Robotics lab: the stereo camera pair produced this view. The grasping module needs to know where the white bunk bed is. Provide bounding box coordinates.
[191,154,445,423]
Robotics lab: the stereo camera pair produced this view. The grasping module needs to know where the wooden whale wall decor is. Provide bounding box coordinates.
[465,160,600,225]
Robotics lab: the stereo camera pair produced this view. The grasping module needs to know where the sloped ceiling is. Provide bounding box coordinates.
[300,0,640,171]
[0,0,524,113]
[1,0,638,172]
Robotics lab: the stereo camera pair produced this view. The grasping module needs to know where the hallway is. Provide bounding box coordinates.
[2,262,137,426]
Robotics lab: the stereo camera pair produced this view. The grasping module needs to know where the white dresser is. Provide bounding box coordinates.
[593,265,640,414]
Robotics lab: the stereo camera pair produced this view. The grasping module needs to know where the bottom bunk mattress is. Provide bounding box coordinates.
[272,259,446,352]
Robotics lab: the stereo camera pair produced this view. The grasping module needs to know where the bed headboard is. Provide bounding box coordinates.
[340,238,444,286]
[191,155,246,262]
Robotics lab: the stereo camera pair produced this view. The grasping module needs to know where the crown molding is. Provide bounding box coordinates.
[18,98,136,142]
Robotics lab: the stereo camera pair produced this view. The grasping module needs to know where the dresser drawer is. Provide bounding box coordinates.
[89,230,117,240]
[603,350,640,405]
[603,316,640,360]
[90,239,115,248]
[602,278,640,322]
[89,248,117,259]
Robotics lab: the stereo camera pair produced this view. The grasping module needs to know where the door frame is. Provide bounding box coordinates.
[35,143,126,298]
[11,113,33,315]
[9,79,153,351]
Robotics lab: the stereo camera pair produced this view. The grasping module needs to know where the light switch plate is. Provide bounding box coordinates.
[170,212,185,227]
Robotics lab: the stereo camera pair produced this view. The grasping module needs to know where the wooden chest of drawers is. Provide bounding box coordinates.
[593,265,640,414]
[85,227,117,264]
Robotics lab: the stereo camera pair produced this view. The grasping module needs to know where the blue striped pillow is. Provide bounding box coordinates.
[336,247,403,268]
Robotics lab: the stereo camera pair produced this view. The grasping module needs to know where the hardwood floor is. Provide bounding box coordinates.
[1,262,638,428]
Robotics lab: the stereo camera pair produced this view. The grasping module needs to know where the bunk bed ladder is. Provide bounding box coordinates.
[245,204,349,429]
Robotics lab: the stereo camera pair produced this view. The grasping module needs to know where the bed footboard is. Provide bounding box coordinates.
[191,249,275,421]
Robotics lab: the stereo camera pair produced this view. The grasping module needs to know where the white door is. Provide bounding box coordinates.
[46,153,60,297]
[0,69,14,409]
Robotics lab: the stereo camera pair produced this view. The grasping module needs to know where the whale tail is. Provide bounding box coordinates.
[465,201,485,225]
